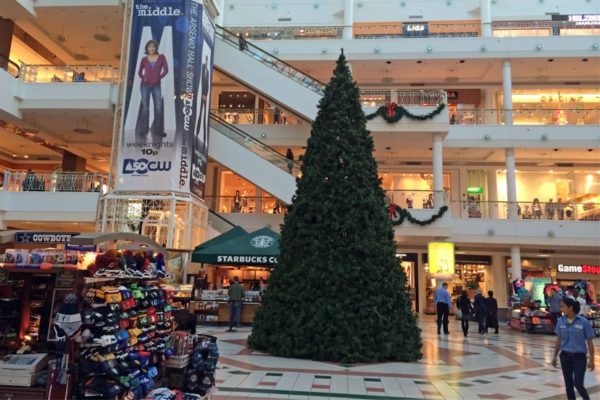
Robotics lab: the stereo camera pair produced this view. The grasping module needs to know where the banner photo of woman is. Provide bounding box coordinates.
[116,0,215,194]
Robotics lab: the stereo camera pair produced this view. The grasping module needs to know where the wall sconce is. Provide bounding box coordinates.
[426,46,433,53]
[487,229,495,236]
[593,43,599,50]
[480,45,487,52]
[536,44,543,51]
[547,230,555,238]
[273,48,279,54]
[374,47,381,53]
[484,134,491,141]
[322,48,328,53]
[541,134,548,141]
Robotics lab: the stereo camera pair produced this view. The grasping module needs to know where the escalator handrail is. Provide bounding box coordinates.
[208,209,237,228]
[210,112,301,171]
[215,24,326,93]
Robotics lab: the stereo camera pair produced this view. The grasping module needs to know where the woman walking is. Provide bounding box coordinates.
[552,297,595,400]
[456,291,473,337]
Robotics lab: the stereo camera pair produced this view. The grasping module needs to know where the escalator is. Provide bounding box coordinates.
[214,25,323,121]
[208,113,298,203]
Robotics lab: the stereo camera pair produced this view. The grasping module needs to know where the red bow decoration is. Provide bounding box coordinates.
[388,203,398,219]
[386,102,397,118]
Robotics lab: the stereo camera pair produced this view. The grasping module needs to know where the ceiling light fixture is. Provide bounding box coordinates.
[73,118,93,134]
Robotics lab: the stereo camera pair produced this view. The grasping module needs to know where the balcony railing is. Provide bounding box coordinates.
[19,64,118,83]
[0,54,19,78]
[206,195,286,215]
[385,190,449,209]
[360,89,447,108]
[211,108,307,126]
[450,200,600,221]
[449,108,600,126]
[224,21,594,41]
[1,170,108,193]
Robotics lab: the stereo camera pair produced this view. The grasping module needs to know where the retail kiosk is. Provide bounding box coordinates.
[190,227,279,324]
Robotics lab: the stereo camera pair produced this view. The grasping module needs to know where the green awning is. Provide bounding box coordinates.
[192,226,247,259]
[191,227,280,266]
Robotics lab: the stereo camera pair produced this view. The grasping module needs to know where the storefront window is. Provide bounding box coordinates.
[215,171,282,214]
[498,89,600,126]
[496,170,600,220]
[380,172,451,209]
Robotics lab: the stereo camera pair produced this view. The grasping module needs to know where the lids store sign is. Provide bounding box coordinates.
[557,264,600,274]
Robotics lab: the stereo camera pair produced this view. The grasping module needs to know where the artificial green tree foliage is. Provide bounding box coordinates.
[248,51,422,363]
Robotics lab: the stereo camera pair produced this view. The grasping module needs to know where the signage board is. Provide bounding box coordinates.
[427,242,455,276]
[55,270,77,288]
[557,264,600,274]
[116,0,215,197]
[467,187,484,194]
[403,22,429,37]
[552,14,600,26]
[15,232,78,244]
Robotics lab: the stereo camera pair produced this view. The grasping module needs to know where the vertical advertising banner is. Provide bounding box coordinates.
[116,0,215,195]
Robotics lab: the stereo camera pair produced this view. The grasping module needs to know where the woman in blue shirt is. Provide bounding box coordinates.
[552,297,595,400]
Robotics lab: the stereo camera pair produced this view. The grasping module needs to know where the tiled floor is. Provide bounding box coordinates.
[199,318,600,400]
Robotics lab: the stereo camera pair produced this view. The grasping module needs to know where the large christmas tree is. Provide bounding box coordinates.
[248,51,422,363]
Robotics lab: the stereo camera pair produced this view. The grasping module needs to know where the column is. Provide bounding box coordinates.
[502,60,513,125]
[343,0,354,40]
[487,169,499,219]
[490,254,508,312]
[510,245,522,281]
[0,18,14,70]
[480,0,492,38]
[482,88,496,124]
[432,133,444,208]
[505,148,518,219]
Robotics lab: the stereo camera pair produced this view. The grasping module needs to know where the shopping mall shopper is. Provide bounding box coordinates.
[474,290,487,334]
[548,288,563,322]
[434,283,451,335]
[552,297,595,400]
[456,291,473,337]
[569,288,588,315]
[486,291,499,334]
[228,276,245,332]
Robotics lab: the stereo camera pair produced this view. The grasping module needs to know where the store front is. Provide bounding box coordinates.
[397,253,418,312]
[211,170,281,214]
[423,251,492,314]
[498,89,600,126]
[190,227,279,324]
[447,89,482,125]
[380,172,451,209]
[496,169,600,220]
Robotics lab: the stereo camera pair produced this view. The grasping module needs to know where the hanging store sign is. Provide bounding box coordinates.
[116,0,215,197]
[15,232,78,244]
[467,187,484,194]
[552,14,600,26]
[427,242,455,276]
[557,264,600,274]
[403,23,429,37]
[215,255,278,265]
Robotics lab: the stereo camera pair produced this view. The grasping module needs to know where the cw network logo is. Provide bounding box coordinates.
[123,158,171,175]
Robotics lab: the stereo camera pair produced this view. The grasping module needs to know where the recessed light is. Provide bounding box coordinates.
[553,148,559,152]
[416,60,422,64]
[386,61,392,64]
[23,155,29,159]
[459,59,465,63]
[582,58,588,62]
[548,58,554,62]
[11,154,17,158]
[93,33,111,42]
[428,147,432,151]
[588,148,593,152]
[73,128,93,134]
[385,146,391,150]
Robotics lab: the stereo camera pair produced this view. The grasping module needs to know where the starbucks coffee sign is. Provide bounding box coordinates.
[216,255,278,264]
[557,264,600,274]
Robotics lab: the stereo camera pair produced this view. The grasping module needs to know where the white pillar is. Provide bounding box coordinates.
[502,60,513,126]
[343,0,354,40]
[487,169,500,218]
[432,133,444,208]
[505,148,518,220]
[166,197,176,248]
[480,0,492,37]
[490,254,508,311]
[482,88,496,124]
[511,245,522,281]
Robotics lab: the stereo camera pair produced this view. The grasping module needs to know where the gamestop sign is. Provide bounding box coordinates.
[557,264,600,275]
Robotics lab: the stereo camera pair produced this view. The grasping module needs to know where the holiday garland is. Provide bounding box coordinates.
[366,102,446,123]
[388,203,448,226]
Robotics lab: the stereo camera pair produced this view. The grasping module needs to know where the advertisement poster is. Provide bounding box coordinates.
[427,242,455,276]
[116,0,214,195]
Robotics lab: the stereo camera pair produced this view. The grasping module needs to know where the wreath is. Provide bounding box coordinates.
[387,203,448,226]
[367,102,446,123]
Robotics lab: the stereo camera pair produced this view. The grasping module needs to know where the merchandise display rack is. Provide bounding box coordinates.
[508,301,554,334]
